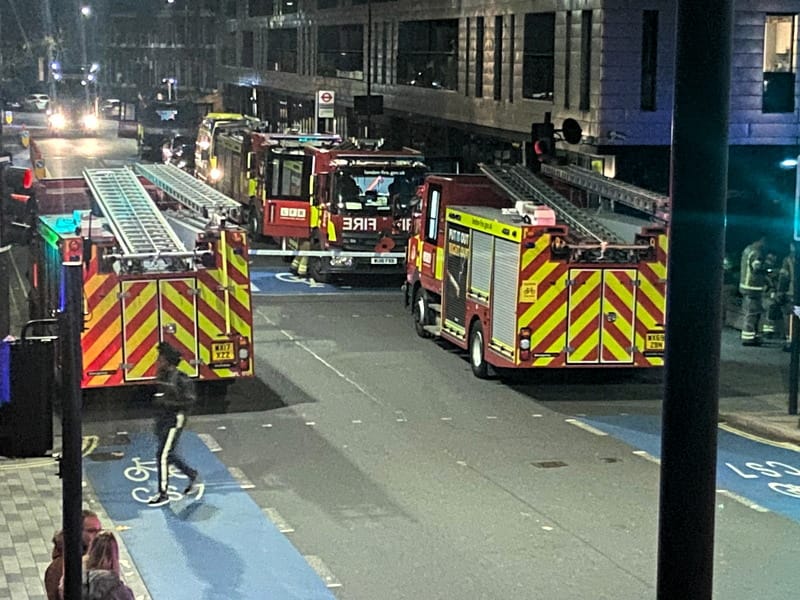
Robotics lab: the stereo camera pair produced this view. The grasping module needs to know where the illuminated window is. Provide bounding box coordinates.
[763,14,797,113]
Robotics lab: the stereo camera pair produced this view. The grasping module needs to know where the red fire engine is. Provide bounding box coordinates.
[298,140,428,281]
[404,163,669,377]
[29,164,255,390]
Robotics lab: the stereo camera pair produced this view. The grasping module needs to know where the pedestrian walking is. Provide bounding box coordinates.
[148,342,199,506]
[739,233,768,346]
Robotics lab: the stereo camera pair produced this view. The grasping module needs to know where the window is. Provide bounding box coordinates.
[317,0,337,8]
[268,29,297,72]
[278,0,297,14]
[641,11,658,111]
[425,187,441,243]
[494,16,503,101]
[397,19,458,91]
[564,12,572,108]
[268,155,310,199]
[475,17,484,97]
[522,13,555,101]
[465,19,471,96]
[222,32,236,66]
[242,31,254,68]
[508,15,515,103]
[579,10,592,111]
[249,0,272,17]
[763,14,797,113]
[318,25,364,79]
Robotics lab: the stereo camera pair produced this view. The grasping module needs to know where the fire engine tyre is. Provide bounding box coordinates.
[309,256,330,284]
[248,205,264,241]
[469,321,490,379]
[413,288,432,338]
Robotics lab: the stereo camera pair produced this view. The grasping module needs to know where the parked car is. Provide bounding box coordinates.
[100,98,121,119]
[161,135,196,171]
[23,93,50,112]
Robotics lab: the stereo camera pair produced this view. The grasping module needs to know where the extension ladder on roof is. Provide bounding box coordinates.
[83,168,187,256]
[479,163,624,245]
[133,162,241,222]
[540,163,669,221]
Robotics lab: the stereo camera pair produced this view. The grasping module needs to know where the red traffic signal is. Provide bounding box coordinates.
[531,122,555,161]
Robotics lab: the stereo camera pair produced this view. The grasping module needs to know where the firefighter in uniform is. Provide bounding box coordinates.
[739,234,767,346]
[148,342,199,506]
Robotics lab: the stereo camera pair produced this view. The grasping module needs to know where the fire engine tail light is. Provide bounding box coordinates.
[238,337,251,371]
[519,327,532,362]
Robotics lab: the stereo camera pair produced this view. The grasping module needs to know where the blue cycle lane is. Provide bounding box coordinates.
[249,267,393,295]
[581,415,800,522]
[84,432,335,600]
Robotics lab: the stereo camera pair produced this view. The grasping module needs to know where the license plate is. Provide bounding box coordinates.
[211,341,235,363]
[645,332,665,351]
[371,257,398,265]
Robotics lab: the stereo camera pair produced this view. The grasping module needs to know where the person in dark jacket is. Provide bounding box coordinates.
[148,341,199,506]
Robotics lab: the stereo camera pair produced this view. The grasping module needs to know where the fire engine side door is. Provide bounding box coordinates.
[120,280,160,381]
[418,183,444,283]
[566,269,603,365]
[157,278,200,377]
[599,269,637,364]
[262,152,313,238]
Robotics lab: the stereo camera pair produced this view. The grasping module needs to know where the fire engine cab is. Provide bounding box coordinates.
[404,163,669,377]
[29,163,254,390]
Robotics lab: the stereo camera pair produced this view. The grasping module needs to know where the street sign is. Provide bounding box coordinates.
[794,155,800,241]
[317,90,335,119]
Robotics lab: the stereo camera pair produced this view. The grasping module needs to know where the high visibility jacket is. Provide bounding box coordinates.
[740,243,766,293]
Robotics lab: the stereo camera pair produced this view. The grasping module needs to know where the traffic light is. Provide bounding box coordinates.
[1,159,36,245]
[531,121,555,170]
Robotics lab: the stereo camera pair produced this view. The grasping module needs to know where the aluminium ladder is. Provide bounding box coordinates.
[479,163,624,245]
[84,168,187,257]
[540,163,669,220]
[133,162,242,222]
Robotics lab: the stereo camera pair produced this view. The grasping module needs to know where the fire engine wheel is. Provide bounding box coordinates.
[309,256,330,284]
[248,206,263,241]
[469,322,490,379]
[413,288,432,338]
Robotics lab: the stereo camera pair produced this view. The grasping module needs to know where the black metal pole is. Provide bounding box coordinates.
[60,261,84,600]
[0,160,9,338]
[365,0,372,138]
[789,243,799,415]
[656,1,734,599]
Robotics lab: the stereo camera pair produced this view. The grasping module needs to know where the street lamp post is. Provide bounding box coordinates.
[79,5,91,106]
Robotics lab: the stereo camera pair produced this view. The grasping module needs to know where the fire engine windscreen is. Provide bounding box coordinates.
[334,168,425,217]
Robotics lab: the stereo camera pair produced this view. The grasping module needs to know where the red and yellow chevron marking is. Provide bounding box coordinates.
[158,279,199,378]
[516,235,568,367]
[121,280,160,381]
[634,233,668,366]
[194,231,254,379]
[600,269,636,364]
[567,269,603,364]
[81,254,124,388]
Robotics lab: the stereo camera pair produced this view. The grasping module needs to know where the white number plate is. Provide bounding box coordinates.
[371,257,398,265]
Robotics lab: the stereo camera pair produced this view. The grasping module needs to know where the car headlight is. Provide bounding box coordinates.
[49,113,66,129]
[209,167,223,182]
[82,114,99,129]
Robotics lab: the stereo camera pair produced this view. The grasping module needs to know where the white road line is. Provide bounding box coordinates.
[717,489,770,513]
[256,308,387,408]
[565,418,608,436]
[632,450,660,464]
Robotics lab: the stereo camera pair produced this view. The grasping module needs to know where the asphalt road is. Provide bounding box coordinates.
[16,121,800,599]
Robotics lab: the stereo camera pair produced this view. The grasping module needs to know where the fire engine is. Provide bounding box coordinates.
[29,163,254,389]
[299,140,428,281]
[211,128,341,238]
[404,163,669,377]
[194,112,259,184]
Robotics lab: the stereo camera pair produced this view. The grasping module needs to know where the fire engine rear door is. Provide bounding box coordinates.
[157,278,200,377]
[120,278,199,382]
[566,268,636,365]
